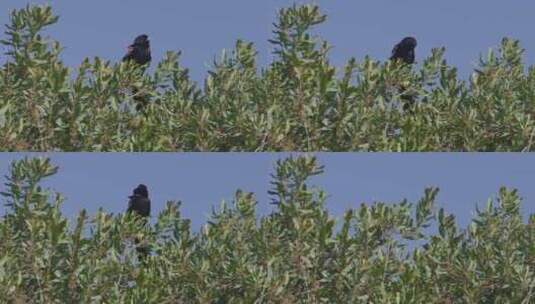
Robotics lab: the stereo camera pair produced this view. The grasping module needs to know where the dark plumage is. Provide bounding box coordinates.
[390,37,418,111]
[390,37,417,65]
[122,35,152,112]
[127,184,151,261]
[127,184,151,218]
[122,34,152,66]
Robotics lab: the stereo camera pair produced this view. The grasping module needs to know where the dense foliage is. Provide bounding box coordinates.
[2,5,535,151]
[0,156,533,303]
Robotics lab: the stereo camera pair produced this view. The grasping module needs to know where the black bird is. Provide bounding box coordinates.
[122,35,152,112]
[122,34,152,66]
[127,184,151,261]
[390,37,418,111]
[127,184,151,218]
[390,37,417,65]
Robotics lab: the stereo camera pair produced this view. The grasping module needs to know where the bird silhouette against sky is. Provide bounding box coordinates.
[127,184,151,261]
[127,184,151,218]
[390,36,417,65]
[390,37,418,111]
[122,35,152,112]
[122,34,152,66]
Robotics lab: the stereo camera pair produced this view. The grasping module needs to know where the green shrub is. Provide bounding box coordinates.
[1,4,535,151]
[0,156,533,302]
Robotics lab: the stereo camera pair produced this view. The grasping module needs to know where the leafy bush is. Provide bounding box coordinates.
[1,156,533,302]
[2,5,535,151]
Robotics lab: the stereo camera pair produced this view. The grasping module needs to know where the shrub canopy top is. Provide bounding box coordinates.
[0,156,533,302]
[1,4,535,151]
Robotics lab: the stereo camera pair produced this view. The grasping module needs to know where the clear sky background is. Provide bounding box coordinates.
[1,153,534,231]
[1,1,535,81]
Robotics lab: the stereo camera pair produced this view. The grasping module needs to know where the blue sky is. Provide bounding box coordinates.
[1,1,535,81]
[1,153,534,231]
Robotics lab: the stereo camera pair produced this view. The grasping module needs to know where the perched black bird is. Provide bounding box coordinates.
[390,37,417,65]
[390,37,418,111]
[122,35,152,112]
[122,34,152,66]
[127,184,151,261]
[127,184,151,218]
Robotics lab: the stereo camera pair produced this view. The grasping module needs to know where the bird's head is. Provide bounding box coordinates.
[133,184,149,198]
[401,37,417,48]
[133,34,150,46]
